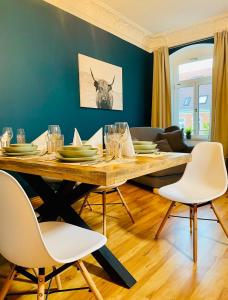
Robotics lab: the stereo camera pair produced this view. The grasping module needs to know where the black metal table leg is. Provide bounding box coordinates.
[20,173,136,288]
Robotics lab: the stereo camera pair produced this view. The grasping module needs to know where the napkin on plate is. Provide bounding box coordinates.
[72,128,83,146]
[32,130,48,151]
[122,125,135,157]
[85,128,103,155]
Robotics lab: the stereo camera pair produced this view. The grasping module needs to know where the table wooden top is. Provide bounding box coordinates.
[0,153,191,186]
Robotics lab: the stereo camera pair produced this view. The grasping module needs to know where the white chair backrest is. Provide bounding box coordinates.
[180,142,227,193]
[0,171,55,268]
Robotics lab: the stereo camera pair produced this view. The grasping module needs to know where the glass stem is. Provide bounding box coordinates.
[118,142,122,159]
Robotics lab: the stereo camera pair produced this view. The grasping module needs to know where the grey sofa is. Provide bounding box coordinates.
[130,127,192,188]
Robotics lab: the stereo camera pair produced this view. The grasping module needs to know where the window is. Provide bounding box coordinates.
[170,44,213,139]
[183,97,192,106]
[178,58,213,81]
[199,96,208,104]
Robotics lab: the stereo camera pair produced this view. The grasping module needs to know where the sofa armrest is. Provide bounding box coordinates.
[183,144,194,153]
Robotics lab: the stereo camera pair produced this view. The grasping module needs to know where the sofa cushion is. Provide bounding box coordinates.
[156,130,186,152]
[164,125,180,132]
[156,139,173,152]
[130,127,164,142]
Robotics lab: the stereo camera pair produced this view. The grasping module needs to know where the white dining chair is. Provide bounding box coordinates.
[0,170,106,300]
[79,181,135,236]
[155,142,228,263]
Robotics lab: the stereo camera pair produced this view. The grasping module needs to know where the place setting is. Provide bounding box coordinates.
[0,127,41,158]
[56,145,100,163]
[54,122,135,166]
[2,143,40,157]
[133,140,168,157]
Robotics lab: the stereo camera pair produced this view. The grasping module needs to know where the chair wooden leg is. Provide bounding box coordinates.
[76,260,103,300]
[190,206,193,234]
[211,201,228,238]
[102,191,107,236]
[0,264,16,300]
[193,205,198,263]
[86,199,93,211]
[153,188,159,194]
[155,201,175,239]
[37,268,45,300]
[53,267,62,290]
[79,193,90,215]
[116,187,135,224]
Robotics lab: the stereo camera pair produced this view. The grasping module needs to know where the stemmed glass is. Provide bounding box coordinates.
[1,127,13,147]
[104,125,116,159]
[115,122,128,159]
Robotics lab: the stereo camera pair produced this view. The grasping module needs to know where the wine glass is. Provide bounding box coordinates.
[1,127,13,147]
[2,127,13,139]
[115,122,128,158]
[115,122,128,136]
[104,125,116,158]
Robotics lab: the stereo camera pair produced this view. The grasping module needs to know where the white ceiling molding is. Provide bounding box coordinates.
[148,12,228,51]
[44,0,228,52]
[43,0,152,51]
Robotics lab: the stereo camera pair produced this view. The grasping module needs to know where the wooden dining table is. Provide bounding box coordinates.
[0,152,191,288]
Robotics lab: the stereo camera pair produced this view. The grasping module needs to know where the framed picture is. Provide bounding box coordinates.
[78,54,123,110]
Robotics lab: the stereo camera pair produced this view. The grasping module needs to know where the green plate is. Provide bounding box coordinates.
[62,145,92,150]
[3,150,40,156]
[56,153,99,162]
[4,145,38,153]
[133,141,153,145]
[135,149,158,154]
[9,143,34,147]
[134,144,157,150]
[58,148,98,158]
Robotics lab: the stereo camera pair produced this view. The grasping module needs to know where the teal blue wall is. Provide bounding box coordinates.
[0,0,152,143]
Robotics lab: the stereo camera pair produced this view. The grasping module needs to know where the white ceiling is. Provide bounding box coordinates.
[44,0,228,51]
[101,0,228,36]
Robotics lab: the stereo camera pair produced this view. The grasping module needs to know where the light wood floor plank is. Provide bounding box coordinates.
[0,183,227,300]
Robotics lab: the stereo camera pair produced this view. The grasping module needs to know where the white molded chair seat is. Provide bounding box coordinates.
[40,222,105,264]
[155,142,228,263]
[159,183,226,204]
[0,170,106,300]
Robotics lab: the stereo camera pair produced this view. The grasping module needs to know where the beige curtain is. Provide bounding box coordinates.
[151,47,171,128]
[211,31,228,157]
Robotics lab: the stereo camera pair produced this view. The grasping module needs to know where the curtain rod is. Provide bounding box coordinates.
[168,36,214,50]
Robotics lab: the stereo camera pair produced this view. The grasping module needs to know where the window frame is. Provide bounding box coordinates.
[170,43,214,140]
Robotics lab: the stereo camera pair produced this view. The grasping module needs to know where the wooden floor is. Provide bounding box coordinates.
[0,183,228,300]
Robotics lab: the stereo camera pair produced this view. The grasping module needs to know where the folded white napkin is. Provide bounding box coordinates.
[32,130,48,151]
[122,125,135,157]
[72,128,83,146]
[85,128,103,155]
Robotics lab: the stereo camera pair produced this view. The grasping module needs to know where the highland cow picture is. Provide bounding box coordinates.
[78,54,123,110]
